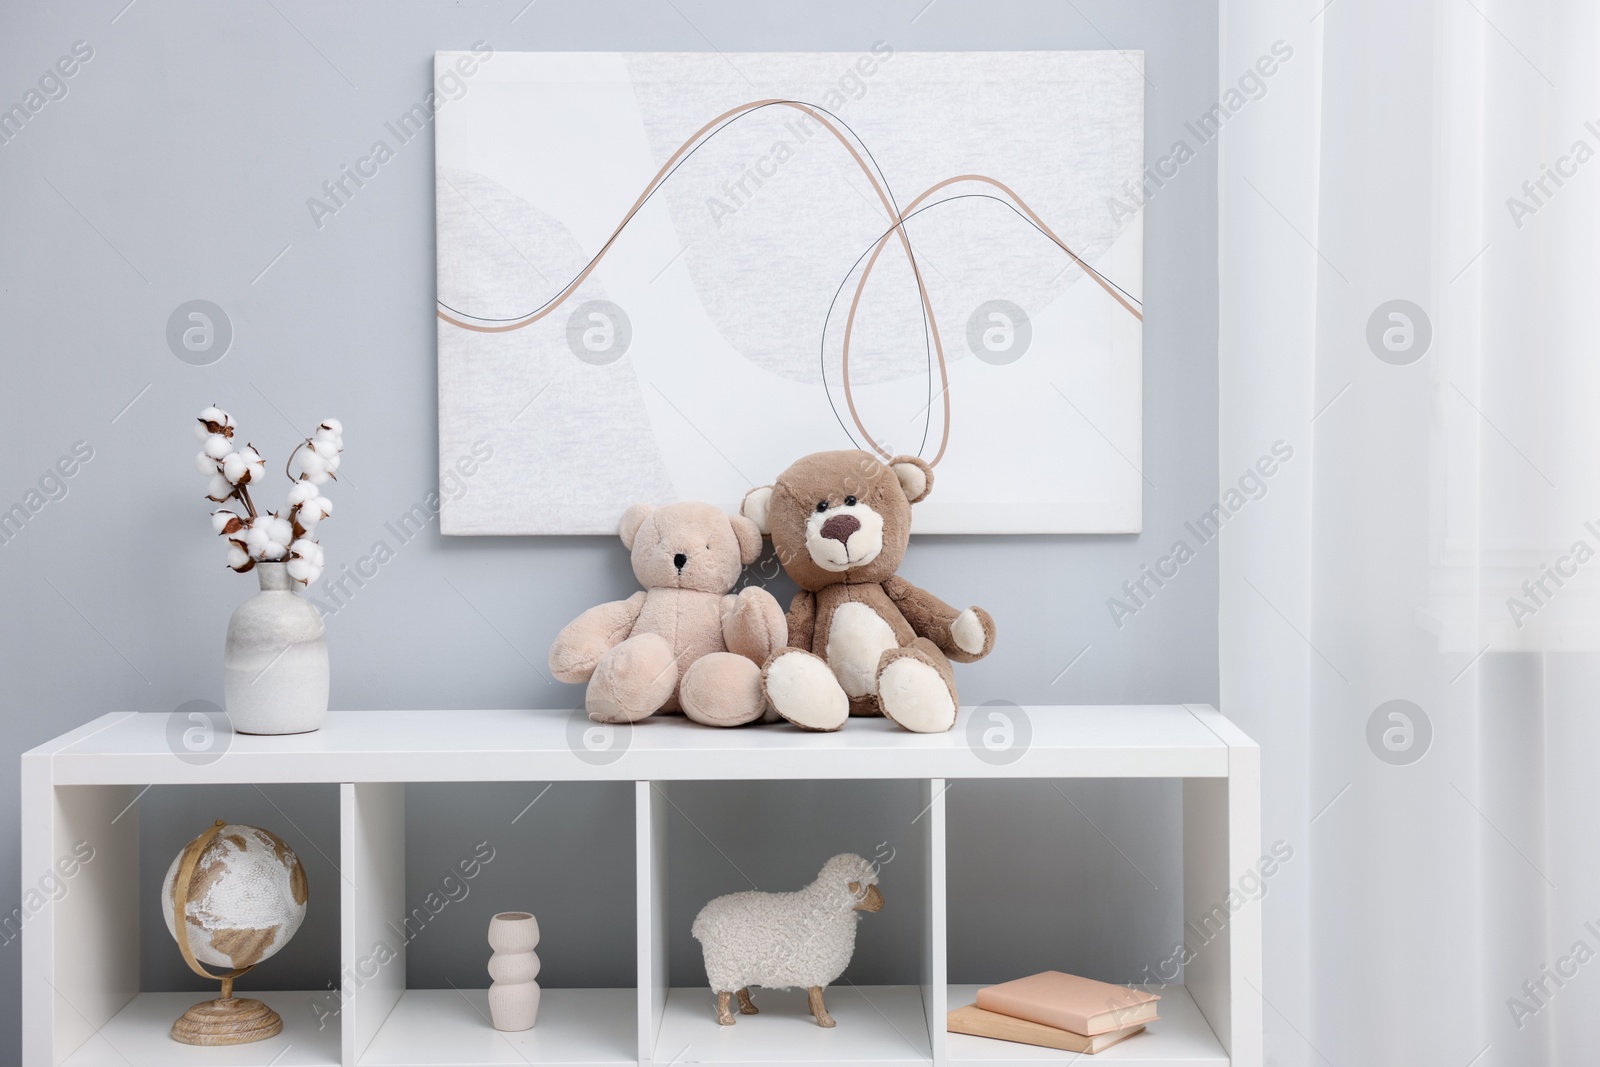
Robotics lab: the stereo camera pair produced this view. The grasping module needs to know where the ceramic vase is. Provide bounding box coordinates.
[487,911,541,1031]
[223,562,329,735]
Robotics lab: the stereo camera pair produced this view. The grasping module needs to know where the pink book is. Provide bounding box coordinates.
[975,971,1160,1036]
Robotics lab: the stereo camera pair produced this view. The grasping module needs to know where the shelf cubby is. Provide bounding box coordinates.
[640,777,942,1066]
[944,778,1229,1064]
[347,780,637,1067]
[40,780,341,1067]
[24,705,1259,1067]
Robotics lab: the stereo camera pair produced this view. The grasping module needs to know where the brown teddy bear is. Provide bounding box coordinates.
[548,501,787,727]
[741,450,996,733]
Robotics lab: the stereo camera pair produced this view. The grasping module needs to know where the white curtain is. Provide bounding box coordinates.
[1220,1,1600,1064]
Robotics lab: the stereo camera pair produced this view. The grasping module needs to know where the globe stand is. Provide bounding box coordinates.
[168,820,284,1046]
[170,974,283,1045]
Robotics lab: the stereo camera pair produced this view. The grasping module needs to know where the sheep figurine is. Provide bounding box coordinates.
[691,853,884,1028]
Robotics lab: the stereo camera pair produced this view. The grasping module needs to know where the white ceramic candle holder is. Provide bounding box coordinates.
[486,911,541,1031]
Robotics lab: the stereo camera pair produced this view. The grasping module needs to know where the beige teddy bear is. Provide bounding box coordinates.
[548,501,787,727]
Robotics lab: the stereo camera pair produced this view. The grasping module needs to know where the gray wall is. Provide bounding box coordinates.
[0,0,1216,1059]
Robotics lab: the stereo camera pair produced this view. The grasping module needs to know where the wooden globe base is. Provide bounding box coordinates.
[170,996,282,1046]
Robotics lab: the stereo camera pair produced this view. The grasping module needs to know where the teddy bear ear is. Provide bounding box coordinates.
[889,455,934,504]
[729,514,763,565]
[741,485,774,535]
[619,503,653,550]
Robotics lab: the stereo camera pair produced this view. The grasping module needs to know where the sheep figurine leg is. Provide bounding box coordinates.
[807,986,834,1028]
[714,986,760,1025]
[691,854,884,1028]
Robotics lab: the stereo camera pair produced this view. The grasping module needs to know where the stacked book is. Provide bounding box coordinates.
[947,971,1160,1055]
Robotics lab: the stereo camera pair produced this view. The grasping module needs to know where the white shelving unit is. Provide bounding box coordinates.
[22,705,1260,1067]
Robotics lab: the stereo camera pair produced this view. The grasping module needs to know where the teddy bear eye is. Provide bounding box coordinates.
[816,501,829,512]
[845,495,857,506]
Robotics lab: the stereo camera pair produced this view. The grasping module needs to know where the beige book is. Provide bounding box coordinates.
[975,971,1160,1035]
[948,1003,1148,1054]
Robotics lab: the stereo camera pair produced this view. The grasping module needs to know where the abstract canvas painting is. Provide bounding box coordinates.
[435,48,1144,534]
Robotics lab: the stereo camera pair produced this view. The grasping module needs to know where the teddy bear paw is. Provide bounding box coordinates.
[586,633,678,723]
[726,587,787,661]
[681,652,766,727]
[951,608,989,656]
[878,655,958,733]
[763,650,848,731]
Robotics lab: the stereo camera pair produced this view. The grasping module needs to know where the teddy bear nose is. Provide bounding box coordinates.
[820,513,861,545]
[674,552,688,570]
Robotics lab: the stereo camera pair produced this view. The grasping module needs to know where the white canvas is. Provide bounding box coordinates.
[435,48,1144,534]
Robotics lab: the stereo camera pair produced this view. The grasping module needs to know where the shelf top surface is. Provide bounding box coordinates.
[29,704,1248,785]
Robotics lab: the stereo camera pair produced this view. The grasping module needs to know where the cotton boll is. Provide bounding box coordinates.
[224,448,264,486]
[287,481,317,506]
[239,446,265,484]
[203,434,232,460]
[311,421,343,463]
[198,406,234,437]
[288,539,325,585]
[245,518,293,558]
[196,451,217,475]
[307,447,341,477]
[206,474,235,502]
[211,510,243,535]
[194,415,227,441]
[227,544,250,570]
[297,495,333,529]
[244,523,273,557]
[298,449,331,485]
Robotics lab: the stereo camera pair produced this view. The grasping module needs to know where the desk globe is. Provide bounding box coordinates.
[161,820,309,1045]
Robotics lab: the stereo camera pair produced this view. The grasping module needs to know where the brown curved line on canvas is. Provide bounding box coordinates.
[435,98,928,334]
[839,174,1145,466]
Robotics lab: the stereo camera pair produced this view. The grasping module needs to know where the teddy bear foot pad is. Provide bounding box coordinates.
[763,651,849,732]
[877,655,958,733]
